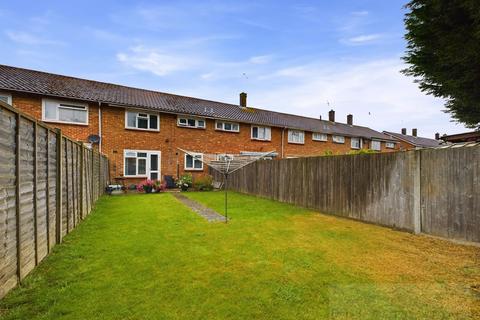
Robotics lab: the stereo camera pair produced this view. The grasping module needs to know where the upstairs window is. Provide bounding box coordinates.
[251,126,271,141]
[216,121,239,132]
[126,111,159,131]
[177,116,206,129]
[0,92,12,105]
[332,135,345,144]
[288,130,305,144]
[386,142,395,149]
[312,133,327,142]
[42,99,88,125]
[185,153,203,170]
[371,140,381,151]
[351,137,362,149]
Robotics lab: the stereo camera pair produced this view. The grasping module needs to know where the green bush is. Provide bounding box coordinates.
[347,149,378,155]
[193,175,213,191]
[176,173,193,191]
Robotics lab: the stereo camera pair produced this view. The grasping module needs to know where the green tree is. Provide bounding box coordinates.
[402,0,480,129]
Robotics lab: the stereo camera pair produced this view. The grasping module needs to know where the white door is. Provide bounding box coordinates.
[148,152,161,180]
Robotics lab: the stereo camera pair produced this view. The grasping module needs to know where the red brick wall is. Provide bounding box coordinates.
[9,91,400,184]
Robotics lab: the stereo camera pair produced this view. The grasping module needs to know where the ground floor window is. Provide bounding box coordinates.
[185,153,203,170]
[124,150,161,180]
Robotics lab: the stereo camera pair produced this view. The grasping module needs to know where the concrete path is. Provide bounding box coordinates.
[173,193,227,222]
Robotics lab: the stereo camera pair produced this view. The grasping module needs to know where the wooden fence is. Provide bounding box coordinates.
[213,145,480,244]
[0,100,109,298]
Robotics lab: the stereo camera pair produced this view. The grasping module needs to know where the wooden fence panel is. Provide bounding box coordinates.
[0,107,18,298]
[36,126,48,262]
[18,117,35,279]
[421,145,480,242]
[0,101,109,299]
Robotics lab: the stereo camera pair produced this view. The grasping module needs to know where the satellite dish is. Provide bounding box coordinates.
[88,134,101,144]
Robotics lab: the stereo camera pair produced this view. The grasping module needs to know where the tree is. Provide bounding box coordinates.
[402,0,480,129]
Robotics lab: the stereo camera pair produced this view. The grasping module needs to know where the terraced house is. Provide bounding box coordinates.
[0,64,398,183]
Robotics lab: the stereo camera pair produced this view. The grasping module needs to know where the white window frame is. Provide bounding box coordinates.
[177,116,206,129]
[42,98,89,125]
[125,110,160,131]
[0,92,12,105]
[371,140,382,151]
[332,135,345,144]
[312,132,327,142]
[123,149,161,179]
[251,125,271,141]
[386,142,395,149]
[215,120,240,132]
[184,153,204,170]
[288,129,305,144]
[351,137,362,149]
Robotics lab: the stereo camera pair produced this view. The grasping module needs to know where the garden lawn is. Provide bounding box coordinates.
[0,192,479,320]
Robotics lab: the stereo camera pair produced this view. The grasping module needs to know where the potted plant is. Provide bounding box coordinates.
[137,179,155,193]
[176,174,193,191]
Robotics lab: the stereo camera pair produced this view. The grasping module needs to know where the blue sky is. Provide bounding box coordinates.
[0,0,468,137]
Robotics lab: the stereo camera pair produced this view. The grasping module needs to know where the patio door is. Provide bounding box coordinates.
[149,152,160,180]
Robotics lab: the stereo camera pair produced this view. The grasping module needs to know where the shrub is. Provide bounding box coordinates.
[176,174,193,191]
[347,149,378,155]
[137,179,155,193]
[193,175,213,191]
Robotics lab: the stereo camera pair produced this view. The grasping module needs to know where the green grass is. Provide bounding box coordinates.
[1,192,479,319]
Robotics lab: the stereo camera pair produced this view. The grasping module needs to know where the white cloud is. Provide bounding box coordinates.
[5,30,65,46]
[344,34,382,44]
[245,59,466,137]
[249,55,272,64]
[117,46,199,76]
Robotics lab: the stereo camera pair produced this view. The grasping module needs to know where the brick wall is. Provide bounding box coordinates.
[10,91,399,184]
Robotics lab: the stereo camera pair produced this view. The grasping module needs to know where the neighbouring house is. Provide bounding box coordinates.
[0,64,399,184]
[441,131,480,143]
[383,129,443,150]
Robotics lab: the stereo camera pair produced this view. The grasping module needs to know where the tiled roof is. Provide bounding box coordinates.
[0,64,395,141]
[383,131,442,147]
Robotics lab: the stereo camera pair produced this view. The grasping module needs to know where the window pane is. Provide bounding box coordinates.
[187,119,196,127]
[232,124,239,131]
[44,101,57,120]
[150,172,158,181]
[137,152,147,158]
[216,122,223,129]
[197,120,205,127]
[194,159,202,169]
[58,107,87,123]
[138,117,148,129]
[179,118,187,125]
[224,123,232,131]
[125,158,136,175]
[186,155,193,168]
[138,158,146,174]
[0,95,9,103]
[252,127,258,138]
[127,112,136,127]
[150,154,158,171]
[265,128,271,140]
[149,115,158,129]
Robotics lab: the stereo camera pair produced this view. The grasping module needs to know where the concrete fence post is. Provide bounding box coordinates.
[413,150,422,234]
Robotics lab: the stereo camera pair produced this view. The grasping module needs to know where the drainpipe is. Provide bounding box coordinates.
[98,102,102,153]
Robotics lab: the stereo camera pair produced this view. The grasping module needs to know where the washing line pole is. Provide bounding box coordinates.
[224,158,231,223]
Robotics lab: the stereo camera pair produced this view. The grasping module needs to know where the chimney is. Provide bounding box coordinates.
[319,115,322,120]
[239,92,247,108]
[347,114,353,125]
[328,109,335,122]
[412,128,417,137]
[435,132,440,140]
[401,128,407,135]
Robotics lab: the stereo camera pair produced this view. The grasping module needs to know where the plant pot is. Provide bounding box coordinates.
[144,186,153,193]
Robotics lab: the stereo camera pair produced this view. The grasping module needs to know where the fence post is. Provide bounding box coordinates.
[15,113,22,282]
[99,154,102,195]
[413,150,422,234]
[80,146,84,219]
[33,122,38,266]
[55,129,63,244]
[45,130,50,253]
